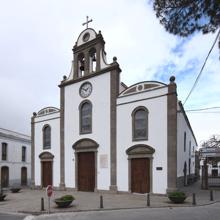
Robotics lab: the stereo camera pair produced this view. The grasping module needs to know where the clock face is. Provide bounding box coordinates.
[79,82,92,98]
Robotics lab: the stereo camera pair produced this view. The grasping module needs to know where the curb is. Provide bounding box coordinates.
[24,216,35,220]
[17,200,220,216]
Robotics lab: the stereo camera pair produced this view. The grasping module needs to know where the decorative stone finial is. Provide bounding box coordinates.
[169,76,176,83]
[63,75,67,80]
[113,56,117,62]
[33,112,37,117]
[98,30,101,34]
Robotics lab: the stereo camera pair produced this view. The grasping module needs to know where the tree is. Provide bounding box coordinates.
[201,135,220,148]
[153,0,220,49]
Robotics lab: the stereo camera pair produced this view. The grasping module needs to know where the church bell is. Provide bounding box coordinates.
[80,65,85,71]
[80,60,85,71]
[92,54,96,62]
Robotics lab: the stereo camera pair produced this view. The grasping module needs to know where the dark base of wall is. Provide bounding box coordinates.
[177,176,185,188]
[109,185,118,192]
[59,183,66,190]
[177,174,197,188]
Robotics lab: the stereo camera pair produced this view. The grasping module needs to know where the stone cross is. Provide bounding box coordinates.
[82,16,93,29]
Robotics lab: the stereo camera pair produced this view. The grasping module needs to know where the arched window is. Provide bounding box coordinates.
[80,101,92,134]
[132,107,148,140]
[22,146,26,162]
[43,125,51,149]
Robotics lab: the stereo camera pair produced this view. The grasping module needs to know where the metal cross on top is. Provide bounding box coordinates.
[82,16,93,29]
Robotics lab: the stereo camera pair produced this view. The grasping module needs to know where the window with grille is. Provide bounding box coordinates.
[22,146,26,162]
[2,143,7,161]
[132,107,148,141]
[43,125,51,149]
[80,101,92,134]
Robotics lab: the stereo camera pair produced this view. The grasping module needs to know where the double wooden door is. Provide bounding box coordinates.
[78,152,95,192]
[1,166,9,188]
[131,158,150,193]
[42,161,52,187]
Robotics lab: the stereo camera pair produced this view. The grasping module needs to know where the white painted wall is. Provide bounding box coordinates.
[0,129,31,187]
[100,49,109,69]
[117,86,168,194]
[77,29,97,46]
[64,72,111,190]
[34,112,60,187]
[177,103,197,179]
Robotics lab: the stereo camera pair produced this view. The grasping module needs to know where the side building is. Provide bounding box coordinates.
[0,128,31,188]
[177,102,197,186]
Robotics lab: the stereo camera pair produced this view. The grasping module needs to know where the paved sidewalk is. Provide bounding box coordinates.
[0,181,220,215]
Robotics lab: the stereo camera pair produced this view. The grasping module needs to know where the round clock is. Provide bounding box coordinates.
[79,82,92,98]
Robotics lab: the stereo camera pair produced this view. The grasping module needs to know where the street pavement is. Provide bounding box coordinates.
[0,213,26,220]
[0,180,219,219]
[26,203,220,220]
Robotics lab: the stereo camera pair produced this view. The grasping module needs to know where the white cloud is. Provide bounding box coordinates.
[0,0,219,145]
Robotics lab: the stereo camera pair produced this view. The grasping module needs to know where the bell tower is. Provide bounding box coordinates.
[59,18,121,192]
[72,21,108,80]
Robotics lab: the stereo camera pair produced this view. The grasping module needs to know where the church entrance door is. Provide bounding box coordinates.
[21,167,27,186]
[78,152,95,192]
[1,166,9,188]
[42,161,52,187]
[131,158,150,193]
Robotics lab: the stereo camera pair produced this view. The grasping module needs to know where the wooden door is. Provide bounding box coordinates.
[78,152,95,192]
[131,158,150,193]
[1,166,9,188]
[21,167,27,186]
[42,161,52,187]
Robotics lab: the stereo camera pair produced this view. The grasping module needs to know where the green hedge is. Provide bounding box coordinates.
[59,195,75,201]
[168,191,186,197]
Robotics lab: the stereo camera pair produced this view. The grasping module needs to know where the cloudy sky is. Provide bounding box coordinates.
[0,0,220,145]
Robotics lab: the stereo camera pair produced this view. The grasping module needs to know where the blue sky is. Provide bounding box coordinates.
[0,0,219,145]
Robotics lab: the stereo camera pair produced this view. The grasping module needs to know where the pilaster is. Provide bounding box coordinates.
[167,76,177,193]
[59,86,66,190]
[31,113,36,189]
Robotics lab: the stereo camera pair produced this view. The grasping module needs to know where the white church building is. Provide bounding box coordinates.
[31,25,197,194]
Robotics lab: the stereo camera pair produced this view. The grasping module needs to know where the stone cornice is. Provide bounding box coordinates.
[0,132,31,144]
[73,34,105,53]
[59,63,121,88]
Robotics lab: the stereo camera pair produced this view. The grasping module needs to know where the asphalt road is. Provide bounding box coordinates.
[31,202,220,220]
[0,213,27,220]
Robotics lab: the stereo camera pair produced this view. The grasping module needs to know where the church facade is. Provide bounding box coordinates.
[31,27,197,194]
